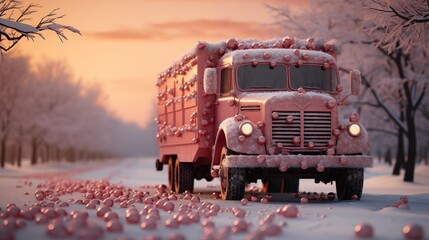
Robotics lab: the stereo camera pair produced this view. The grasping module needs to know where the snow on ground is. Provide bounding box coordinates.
[0,158,428,240]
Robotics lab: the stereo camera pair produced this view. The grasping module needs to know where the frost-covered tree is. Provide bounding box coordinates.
[367,0,429,53]
[0,0,80,52]
[0,55,29,167]
[1,54,157,168]
[267,0,429,182]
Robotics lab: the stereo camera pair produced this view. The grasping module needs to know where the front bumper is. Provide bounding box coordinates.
[223,154,373,169]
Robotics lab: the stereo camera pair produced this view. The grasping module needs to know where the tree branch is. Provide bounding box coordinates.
[390,6,429,23]
[362,75,409,135]
[367,127,398,136]
[414,82,427,110]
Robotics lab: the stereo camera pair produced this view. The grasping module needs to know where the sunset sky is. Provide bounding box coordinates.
[16,0,304,128]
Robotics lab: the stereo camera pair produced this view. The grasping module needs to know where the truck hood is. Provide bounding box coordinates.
[238,91,336,110]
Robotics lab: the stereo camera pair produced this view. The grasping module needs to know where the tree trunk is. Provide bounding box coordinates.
[403,111,417,182]
[17,142,22,167]
[31,138,39,165]
[384,148,392,166]
[55,146,61,162]
[393,127,405,175]
[45,144,50,162]
[0,138,6,168]
[10,145,16,165]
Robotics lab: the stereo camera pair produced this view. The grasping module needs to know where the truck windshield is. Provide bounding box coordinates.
[237,64,286,90]
[290,65,338,92]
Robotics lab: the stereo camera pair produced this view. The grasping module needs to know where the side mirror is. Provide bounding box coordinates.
[203,68,217,95]
[350,70,361,96]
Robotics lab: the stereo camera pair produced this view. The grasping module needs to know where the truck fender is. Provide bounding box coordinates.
[212,117,266,166]
[336,122,370,154]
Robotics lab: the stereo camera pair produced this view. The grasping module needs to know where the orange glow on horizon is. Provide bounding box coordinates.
[14,0,306,127]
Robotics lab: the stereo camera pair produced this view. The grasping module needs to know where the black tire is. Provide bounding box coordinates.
[155,159,163,171]
[174,159,194,193]
[283,176,299,193]
[168,158,175,192]
[261,178,283,193]
[335,168,364,200]
[219,147,245,200]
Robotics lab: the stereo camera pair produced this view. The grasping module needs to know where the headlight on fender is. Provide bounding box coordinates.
[348,123,361,137]
[239,122,254,136]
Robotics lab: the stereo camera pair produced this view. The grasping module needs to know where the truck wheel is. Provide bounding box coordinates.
[283,176,299,193]
[168,158,175,192]
[155,159,163,171]
[174,159,194,193]
[335,168,363,200]
[219,147,245,200]
[261,178,283,193]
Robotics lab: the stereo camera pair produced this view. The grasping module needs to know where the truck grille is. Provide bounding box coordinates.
[272,111,332,148]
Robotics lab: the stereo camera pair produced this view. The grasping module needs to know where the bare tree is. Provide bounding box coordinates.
[367,0,429,53]
[0,55,28,167]
[267,0,429,182]
[0,0,80,52]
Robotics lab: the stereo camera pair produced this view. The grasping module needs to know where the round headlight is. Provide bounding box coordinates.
[348,123,361,137]
[239,122,254,136]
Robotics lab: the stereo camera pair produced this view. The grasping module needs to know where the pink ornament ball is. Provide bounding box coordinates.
[260,198,268,204]
[165,218,179,229]
[141,219,158,230]
[96,206,110,218]
[46,219,68,238]
[403,223,424,240]
[102,198,114,207]
[259,223,282,237]
[126,211,140,224]
[240,198,249,206]
[300,197,309,204]
[354,223,374,238]
[281,204,298,218]
[106,219,123,232]
[327,192,336,201]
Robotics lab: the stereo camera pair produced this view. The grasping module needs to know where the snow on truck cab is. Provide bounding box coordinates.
[154,37,373,201]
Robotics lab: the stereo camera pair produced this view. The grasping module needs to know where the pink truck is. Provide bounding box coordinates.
[155,37,373,200]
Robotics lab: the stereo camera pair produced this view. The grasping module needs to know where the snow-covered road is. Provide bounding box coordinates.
[0,158,427,240]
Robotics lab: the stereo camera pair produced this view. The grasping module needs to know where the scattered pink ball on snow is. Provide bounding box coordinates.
[279,204,298,218]
[106,219,123,232]
[354,223,374,238]
[201,220,215,229]
[126,211,140,224]
[241,198,249,206]
[191,196,200,203]
[163,201,175,211]
[403,223,424,240]
[96,206,110,218]
[102,198,114,207]
[300,197,309,204]
[232,219,249,233]
[167,233,186,240]
[165,218,180,228]
[259,223,282,237]
[260,197,268,204]
[104,211,119,222]
[327,192,336,201]
[46,219,68,238]
[86,203,96,209]
[141,219,158,230]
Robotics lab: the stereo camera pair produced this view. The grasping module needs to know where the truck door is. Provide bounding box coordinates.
[215,67,237,129]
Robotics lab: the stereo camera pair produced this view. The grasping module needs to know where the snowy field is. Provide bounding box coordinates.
[0,158,428,240]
